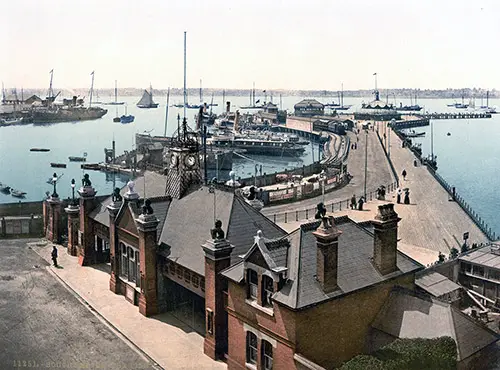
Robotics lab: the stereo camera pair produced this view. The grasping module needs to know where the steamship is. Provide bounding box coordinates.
[32,96,107,123]
[207,134,305,157]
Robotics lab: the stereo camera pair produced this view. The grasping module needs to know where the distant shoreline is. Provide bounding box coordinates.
[3,87,498,100]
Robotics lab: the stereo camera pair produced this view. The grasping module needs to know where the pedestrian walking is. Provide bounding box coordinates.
[51,246,58,268]
[402,169,407,181]
[358,196,365,211]
[350,194,357,210]
[396,188,402,204]
[404,189,410,204]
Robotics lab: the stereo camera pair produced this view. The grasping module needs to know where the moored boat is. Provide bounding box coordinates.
[0,117,24,125]
[69,156,87,162]
[30,148,50,152]
[50,163,67,168]
[0,183,11,193]
[11,189,27,198]
[208,135,306,157]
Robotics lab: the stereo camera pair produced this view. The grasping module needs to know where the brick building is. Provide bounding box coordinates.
[43,130,498,369]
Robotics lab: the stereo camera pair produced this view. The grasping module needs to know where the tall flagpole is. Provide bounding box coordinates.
[89,71,95,108]
[183,31,187,119]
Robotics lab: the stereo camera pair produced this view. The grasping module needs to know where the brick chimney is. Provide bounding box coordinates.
[312,216,342,293]
[202,219,234,360]
[372,204,401,275]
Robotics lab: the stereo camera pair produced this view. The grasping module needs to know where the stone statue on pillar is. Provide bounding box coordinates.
[210,220,225,240]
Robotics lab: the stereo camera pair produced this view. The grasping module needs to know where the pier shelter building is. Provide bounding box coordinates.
[294,99,325,117]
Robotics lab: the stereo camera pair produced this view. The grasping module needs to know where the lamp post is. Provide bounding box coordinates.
[52,173,58,198]
[364,130,368,200]
[389,119,395,158]
[71,178,76,205]
[320,170,326,205]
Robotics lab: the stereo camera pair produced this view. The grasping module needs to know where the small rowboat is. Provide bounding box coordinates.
[11,189,27,198]
[51,163,67,168]
[30,148,50,152]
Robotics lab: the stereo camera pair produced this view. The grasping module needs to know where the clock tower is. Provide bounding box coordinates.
[164,117,202,199]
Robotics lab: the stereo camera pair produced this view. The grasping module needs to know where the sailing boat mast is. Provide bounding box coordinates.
[199,79,202,104]
[164,87,170,137]
[341,83,344,107]
[89,71,95,108]
[48,69,54,98]
[183,31,187,119]
[114,80,118,103]
[253,82,255,107]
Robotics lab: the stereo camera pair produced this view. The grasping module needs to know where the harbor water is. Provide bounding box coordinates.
[1,94,499,238]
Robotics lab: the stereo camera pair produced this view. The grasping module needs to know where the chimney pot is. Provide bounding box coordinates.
[312,216,342,293]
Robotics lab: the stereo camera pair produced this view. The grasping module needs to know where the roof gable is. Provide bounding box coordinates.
[272,216,423,309]
[116,204,138,235]
[246,244,271,270]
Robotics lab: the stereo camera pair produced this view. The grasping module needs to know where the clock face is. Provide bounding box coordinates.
[185,154,196,168]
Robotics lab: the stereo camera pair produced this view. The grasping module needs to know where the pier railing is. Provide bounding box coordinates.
[375,129,399,187]
[266,181,398,224]
[426,167,497,241]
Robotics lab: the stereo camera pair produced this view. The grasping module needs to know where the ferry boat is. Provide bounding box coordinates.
[208,135,305,157]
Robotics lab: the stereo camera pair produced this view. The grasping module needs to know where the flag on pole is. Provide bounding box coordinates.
[91,71,94,75]
[49,69,53,74]
[373,72,377,76]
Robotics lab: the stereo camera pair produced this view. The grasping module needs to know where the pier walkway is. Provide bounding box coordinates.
[380,127,489,253]
[261,129,394,216]
[262,123,489,263]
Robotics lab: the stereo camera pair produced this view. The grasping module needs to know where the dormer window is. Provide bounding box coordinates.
[248,269,258,299]
[262,275,274,307]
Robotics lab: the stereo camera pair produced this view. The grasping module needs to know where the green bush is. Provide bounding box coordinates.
[338,337,457,370]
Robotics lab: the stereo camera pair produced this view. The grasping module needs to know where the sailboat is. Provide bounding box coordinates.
[137,84,159,108]
[107,80,125,105]
[241,82,264,109]
[120,105,135,124]
[479,91,497,114]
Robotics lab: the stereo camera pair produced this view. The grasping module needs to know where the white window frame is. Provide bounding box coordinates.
[261,340,273,370]
[246,331,257,365]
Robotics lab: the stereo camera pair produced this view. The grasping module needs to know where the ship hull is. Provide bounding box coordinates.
[137,104,159,108]
[32,107,107,123]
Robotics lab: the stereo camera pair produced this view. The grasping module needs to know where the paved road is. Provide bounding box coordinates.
[262,128,394,217]
[0,239,154,370]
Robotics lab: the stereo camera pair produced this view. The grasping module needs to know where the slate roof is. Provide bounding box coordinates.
[159,186,286,275]
[89,171,168,227]
[225,215,423,310]
[88,170,286,276]
[294,99,324,108]
[371,287,499,361]
[415,271,461,298]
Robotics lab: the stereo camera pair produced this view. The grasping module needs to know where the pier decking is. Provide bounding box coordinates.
[422,112,492,120]
[263,122,490,262]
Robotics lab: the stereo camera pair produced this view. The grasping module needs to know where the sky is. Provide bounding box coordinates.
[1,0,499,91]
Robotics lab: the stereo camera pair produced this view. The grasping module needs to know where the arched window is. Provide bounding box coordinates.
[247,269,258,299]
[120,243,128,278]
[128,247,136,282]
[246,332,257,365]
[261,340,273,370]
[262,275,274,307]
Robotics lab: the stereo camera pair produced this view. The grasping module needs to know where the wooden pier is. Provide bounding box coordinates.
[422,112,492,120]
